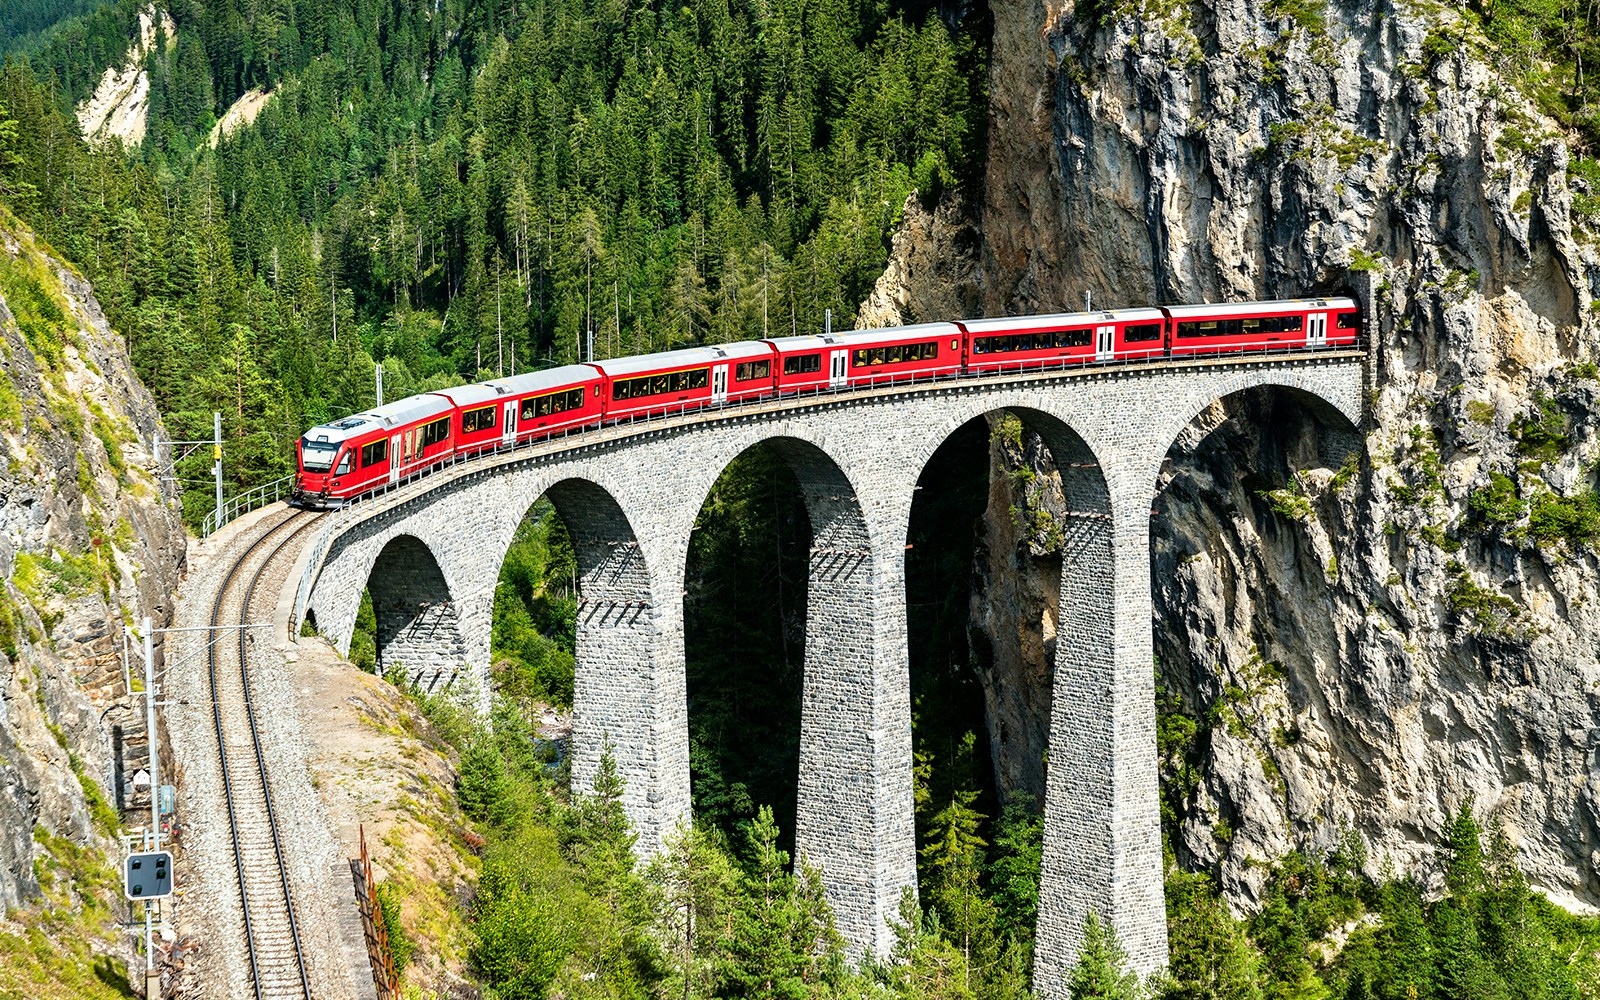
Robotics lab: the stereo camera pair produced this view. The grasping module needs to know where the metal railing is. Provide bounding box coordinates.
[274,338,1364,632]
[203,475,297,539]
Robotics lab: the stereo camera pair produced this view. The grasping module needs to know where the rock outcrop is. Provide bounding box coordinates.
[0,208,185,914]
[866,0,1600,910]
[75,4,177,148]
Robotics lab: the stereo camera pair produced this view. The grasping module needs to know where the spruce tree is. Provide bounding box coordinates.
[1068,911,1142,1000]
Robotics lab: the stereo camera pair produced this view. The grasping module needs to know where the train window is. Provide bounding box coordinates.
[1337,312,1359,329]
[1177,319,1242,338]
[361,439,388,467]
[736,360,771,381]
[335,451,352,475]
[1124,323,1162,342]
[1262,314,1303,333]
[524,389,584,420]
[461,405,496,434]
[422,417,450,447]
[614,369,708,399]
[301,439,338,472]
[784,353,821,375]
[852,350,868,367]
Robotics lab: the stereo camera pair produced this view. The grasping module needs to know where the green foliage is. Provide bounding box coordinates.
[721,806,844,999]
[0,245,68,363]
[349,589,377,673]
[1264,0,1327,36]
[1068,911,1143,1000]
[1259,479,1314,522]
[0,594,19,661]
[457,731,514,827]
[684,446,810,846]
[1466,400,1498,426]
[1465,0,1600,147]
[1348,248,1384,273]
[1526,490,1600,547]
[492,501,576,707]
[1512,394,1569,464]
[0,0,985,527]
[1445,560,1524,634]
[1161,868,1263,1000]
[1469,473,1526,527]
[986,798,1044,944]
[376,882,415,974]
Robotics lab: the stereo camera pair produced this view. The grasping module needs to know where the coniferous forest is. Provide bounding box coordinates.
[6,0,1600,996]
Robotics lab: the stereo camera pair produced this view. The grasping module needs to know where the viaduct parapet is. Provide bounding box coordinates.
[302,353,1365,992]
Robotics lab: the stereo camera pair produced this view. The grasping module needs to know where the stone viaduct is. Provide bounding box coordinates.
[299,351,1365,994]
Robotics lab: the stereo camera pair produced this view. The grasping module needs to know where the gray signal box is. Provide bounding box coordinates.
[125,851,173,900]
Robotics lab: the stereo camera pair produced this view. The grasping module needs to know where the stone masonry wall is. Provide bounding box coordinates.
[368,534,469,693]
[305,355,1364,980]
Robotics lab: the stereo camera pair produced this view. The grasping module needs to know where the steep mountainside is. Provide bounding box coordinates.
[0,208,185,989]
[866,0,1600,908]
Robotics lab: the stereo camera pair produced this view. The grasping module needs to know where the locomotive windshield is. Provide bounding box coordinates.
[301,438,339,472]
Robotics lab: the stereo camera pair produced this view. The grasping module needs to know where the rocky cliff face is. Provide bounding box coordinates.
[0,209,185,918]
[865,0,1600,909]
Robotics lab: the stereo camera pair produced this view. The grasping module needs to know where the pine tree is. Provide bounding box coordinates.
[722,806,842,999]
[457,731,511,825]
[1068,911,1142,1000]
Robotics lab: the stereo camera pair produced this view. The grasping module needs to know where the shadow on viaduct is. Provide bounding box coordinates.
[302,355,1365,993]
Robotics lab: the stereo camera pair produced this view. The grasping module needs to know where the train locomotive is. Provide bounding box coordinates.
[291,296,1359,509]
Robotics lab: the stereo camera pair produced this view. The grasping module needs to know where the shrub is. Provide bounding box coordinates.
[1468,471,1526,526]
[1512,393,1568,463]
[1445,561,1522,634]
[1526,490,1600,547]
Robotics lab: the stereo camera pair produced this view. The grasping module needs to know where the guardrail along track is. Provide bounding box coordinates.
[207,509,321,1000]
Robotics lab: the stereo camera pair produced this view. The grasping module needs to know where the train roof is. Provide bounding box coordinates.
[433,365,602,408]
[960,309,1165,333]
[1163,296,1356,319]
[302,393,454,445]
[762,321,963,352]
[591,341,774,378]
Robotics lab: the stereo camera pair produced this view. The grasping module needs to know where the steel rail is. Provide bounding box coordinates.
[206,510,320,1000]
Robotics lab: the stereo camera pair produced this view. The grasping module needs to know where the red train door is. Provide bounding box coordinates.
[389,435,401,483]
[1307,313,1327,347]
[1096,325,1114,361]
[712,365,728,403]
[829,350,848,387]
[502,400,517,444]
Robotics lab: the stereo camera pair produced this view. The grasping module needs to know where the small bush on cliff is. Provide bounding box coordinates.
[1468,471,1527,526]
[1512,394,1569,464]
[1526,490,1600,548]
[1444,561,1523,634]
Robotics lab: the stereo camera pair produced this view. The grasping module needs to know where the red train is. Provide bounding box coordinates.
[291,296,1359,508]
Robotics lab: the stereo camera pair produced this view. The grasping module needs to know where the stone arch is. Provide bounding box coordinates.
[908,404,1159,992]
[1143,371,1365,496]
[499,476,675,852]
[362,533,467,693]
[1147,378,1367,900]
[683,434,902,959]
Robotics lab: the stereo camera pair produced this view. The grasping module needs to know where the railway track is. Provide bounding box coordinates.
[206,509,323,1000]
